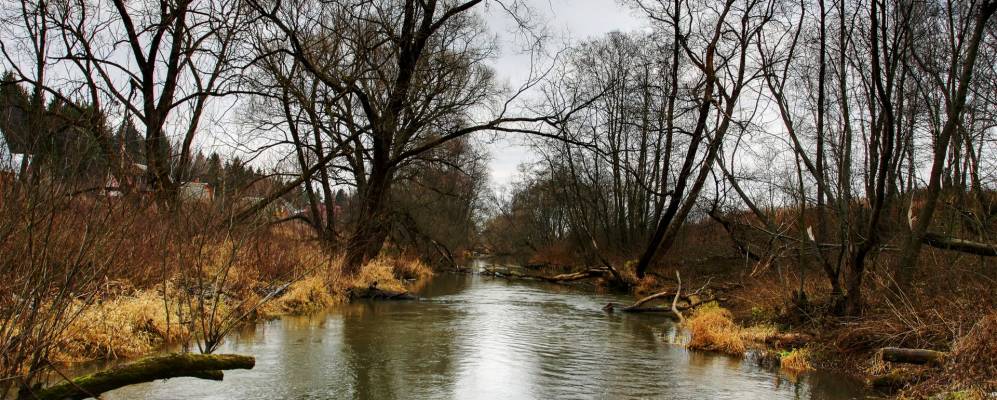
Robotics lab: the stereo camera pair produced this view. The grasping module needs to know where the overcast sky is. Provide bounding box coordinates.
[480,0,646,190]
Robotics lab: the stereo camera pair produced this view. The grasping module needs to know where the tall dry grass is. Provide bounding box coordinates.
[779,348,814,373]
[685,302,747,355]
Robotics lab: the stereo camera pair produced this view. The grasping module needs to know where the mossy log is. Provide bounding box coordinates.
[29,353,255,400]
[880,347,946,366]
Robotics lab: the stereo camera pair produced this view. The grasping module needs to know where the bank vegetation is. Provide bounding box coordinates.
[1,0,996,398]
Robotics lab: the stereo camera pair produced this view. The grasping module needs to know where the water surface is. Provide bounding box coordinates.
[105,263,871,399]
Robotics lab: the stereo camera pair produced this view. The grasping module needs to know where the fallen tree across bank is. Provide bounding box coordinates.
[28,353,255,400]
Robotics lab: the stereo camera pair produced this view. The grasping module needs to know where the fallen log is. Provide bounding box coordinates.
[482,266,608,283]
[30,353,255,400]
[624,290,677,310]
[481,267,532,279]
[622,290,715,314]
[540,268,608,282]
[923,232,997,256]
[880,347,946,366]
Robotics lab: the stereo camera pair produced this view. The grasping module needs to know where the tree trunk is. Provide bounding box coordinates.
[27,353,254,400]
[343,167,393,275]
[896,1,997,283]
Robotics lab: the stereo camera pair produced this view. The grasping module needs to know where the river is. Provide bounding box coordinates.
[104,261,873,399]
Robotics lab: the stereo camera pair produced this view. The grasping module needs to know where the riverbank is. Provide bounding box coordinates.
[101,271,870,399]
[48,243,433,365]
[482,260,995,399]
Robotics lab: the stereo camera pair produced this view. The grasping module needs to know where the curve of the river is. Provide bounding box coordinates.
[105,262,873,399]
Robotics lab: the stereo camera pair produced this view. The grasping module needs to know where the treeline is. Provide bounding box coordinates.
[4,0,994,315]
[1,0,519,271]
[484,0,997,315]
[1,72,280,203]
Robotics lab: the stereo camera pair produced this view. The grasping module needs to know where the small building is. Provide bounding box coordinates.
[0,133,30,183]
[102,163,150,196]
[179,180,214,202]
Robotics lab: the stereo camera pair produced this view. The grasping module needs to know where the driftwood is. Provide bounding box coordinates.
[923,232,997,256]
[29,353,255,400]
[621,292,715,314]
[481,267,532,279]
[541,268,608,282]
[481,266,609,283]
[880,347,946,366]
[670,271,685,323]
[621,276,722,314]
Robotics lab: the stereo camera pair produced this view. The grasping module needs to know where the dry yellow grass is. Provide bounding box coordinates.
[685,302,746,356]
[271,275,338,315]
[52,290,187,363]
[393,257,433,281]
[938,311,997,393]
[354,258,406,292]
[46,251,430,364]
[779,348,814,373]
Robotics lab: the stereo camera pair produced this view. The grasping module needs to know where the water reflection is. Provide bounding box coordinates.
[104,269,872,400]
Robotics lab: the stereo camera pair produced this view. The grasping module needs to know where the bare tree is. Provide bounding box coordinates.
[246,0,572,273]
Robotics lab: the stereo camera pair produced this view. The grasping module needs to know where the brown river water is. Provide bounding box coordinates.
[100,260,874,399]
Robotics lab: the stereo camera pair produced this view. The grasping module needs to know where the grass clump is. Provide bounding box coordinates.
[685,302,746,355]
[337,257,432,294]
[271,275,338,315]
[393,257,433,281]
[779,348,814,373]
